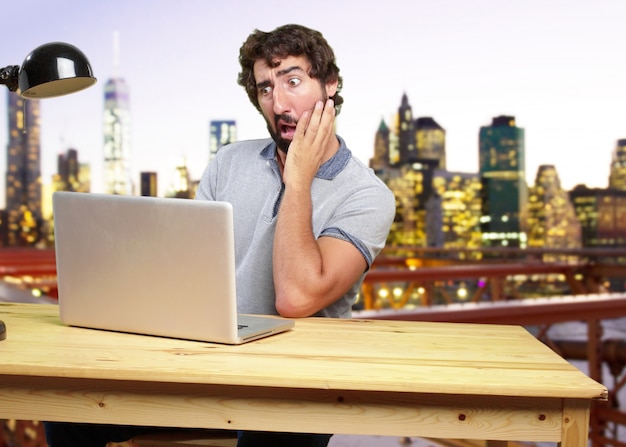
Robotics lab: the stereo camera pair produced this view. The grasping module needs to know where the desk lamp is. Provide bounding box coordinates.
[0,42,96,98]
[0,42,96,340]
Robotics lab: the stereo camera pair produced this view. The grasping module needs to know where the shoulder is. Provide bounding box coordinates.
[342,155,395,204]
[347,156,391,188]
[215,138,273,160]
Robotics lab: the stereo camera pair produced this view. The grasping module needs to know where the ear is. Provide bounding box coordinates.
[325,78,338,98]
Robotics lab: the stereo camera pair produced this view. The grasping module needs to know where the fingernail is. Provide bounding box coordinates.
[316,101,324,109]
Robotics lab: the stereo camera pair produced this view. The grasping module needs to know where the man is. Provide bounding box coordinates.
[199,24,394,320]
[44,23,395,447]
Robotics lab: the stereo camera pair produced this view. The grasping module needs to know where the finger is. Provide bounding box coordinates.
[312,99,335,146]
[304,100,325,138]
[293,108,312,141]
[319,99,335,133]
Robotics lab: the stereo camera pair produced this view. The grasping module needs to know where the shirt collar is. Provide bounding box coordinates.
[260,136,351,180]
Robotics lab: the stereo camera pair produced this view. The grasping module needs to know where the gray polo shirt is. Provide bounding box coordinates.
[195,137,395,318]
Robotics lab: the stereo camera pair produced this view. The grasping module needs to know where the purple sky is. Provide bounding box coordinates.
[1,0,625,205]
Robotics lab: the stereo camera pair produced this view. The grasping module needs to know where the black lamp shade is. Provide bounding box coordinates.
[19,42,96,98]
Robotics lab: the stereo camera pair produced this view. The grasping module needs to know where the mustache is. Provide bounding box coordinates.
[274,114,297,127]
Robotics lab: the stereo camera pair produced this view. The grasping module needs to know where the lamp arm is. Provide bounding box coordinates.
[0,65,19,92]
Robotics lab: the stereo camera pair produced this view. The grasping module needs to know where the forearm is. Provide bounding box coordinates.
[273,184,327,317]
[272,98,358,317]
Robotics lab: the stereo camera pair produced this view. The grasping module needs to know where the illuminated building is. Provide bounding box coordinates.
[103,34,132,194]
[416,117,446,170]
[393,94,446,169]
[376,94,447,247]
[5,93,42,246]
[165,158,193,199]
[140,172,158,197]
[209,120,237,161]
[478,115,527,248]
[370,119,390,172]
[53,148,90,193]
[430,170,482,252]
[569,185,626,247]
[527,165,581,256]
[103,77,132,195]
[103,77,132,194]
[39,149,91,244]
[396,93,417,163]
[609,139,626,190]
[385,161,438,247]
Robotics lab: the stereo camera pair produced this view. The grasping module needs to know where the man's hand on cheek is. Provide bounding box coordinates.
[284,99,335,188]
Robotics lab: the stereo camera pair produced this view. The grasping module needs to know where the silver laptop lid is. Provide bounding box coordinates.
[53,192,241,343]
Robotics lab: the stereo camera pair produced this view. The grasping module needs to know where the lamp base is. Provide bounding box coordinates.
[0,320,5,340]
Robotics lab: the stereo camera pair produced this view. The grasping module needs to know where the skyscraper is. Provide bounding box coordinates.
[209,120,237,161]
[102,34,132,195]
[570,185,626,248]
[385,160,438,247]
[5,92,42,246]
[527,165,581,255]
[165,158,193,199]
[431,170,482,252]
[376,94,447,247]
[415,117,446,170]
[103,77,132,195]
[396,93,417,164]
[140,172,158,197]
[609,139,626,190]
[54,148,89,193]
[370,118,390,172]
[478,115,527,247]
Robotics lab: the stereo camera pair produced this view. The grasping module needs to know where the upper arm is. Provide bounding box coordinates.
[317,235,368,301]
[273,234,367,318]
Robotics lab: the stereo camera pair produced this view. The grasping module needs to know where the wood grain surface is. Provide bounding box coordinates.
[0,303,607,445]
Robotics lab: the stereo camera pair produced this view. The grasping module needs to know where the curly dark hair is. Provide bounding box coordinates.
[238,24,344,115]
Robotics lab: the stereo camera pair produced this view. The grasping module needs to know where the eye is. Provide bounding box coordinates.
[288,77,301,87]
[259,85,272,96]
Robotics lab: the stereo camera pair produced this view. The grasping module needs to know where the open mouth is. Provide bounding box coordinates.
[279,122,296,139]
[275,115,297,141]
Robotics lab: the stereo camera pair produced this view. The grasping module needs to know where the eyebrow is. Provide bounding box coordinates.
[276,65,305,77]
[256,65,306,90]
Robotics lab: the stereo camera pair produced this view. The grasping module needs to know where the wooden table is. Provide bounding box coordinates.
[0,303,607,446]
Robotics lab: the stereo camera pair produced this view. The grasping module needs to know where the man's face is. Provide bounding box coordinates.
[253,55,337,153]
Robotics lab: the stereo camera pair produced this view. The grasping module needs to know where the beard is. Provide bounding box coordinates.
[267,113,296,154]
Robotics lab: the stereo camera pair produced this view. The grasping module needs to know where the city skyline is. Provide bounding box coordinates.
[1,0,625,207]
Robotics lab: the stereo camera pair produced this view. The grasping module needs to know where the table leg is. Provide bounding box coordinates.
[561,399,591,447]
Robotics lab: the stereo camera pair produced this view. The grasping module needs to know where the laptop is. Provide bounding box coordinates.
[52,191,294,344]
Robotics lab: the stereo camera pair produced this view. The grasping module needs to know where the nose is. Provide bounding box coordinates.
[272,85,290,115]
